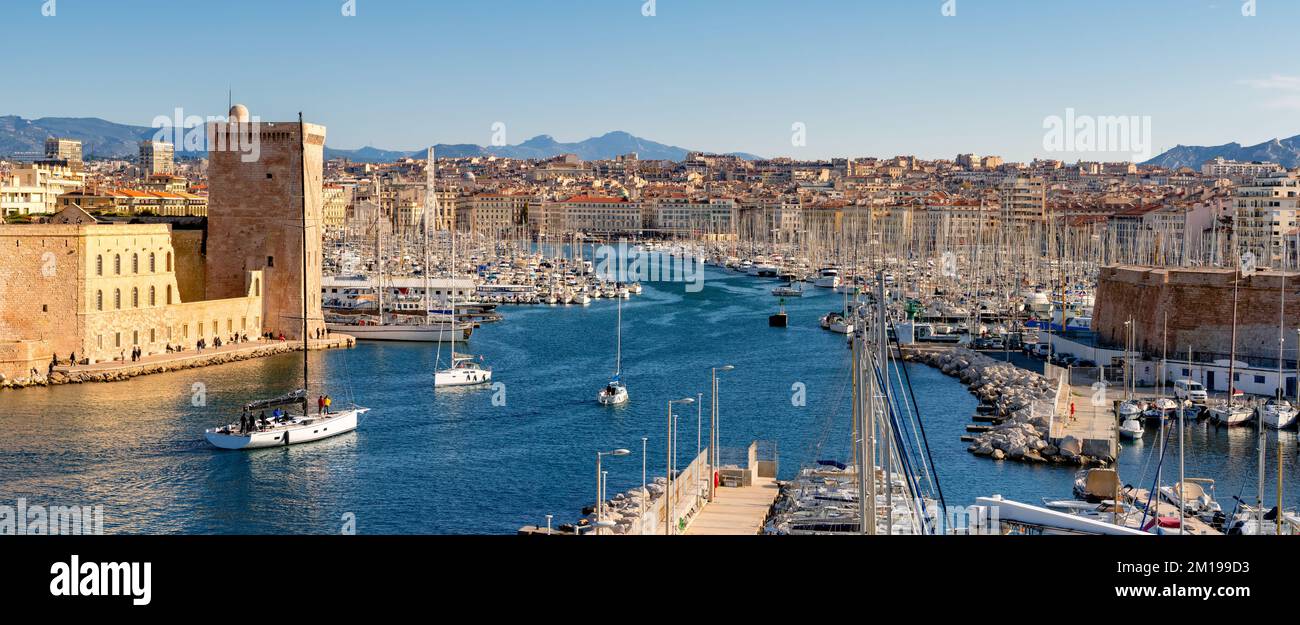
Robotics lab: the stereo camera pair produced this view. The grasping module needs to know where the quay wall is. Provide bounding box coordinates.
[1094,265,1300,363]
[0,335,354,391]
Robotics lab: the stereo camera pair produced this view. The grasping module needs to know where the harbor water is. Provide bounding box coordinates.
[1,264,1295,533]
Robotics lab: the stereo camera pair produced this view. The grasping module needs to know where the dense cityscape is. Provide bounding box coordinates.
[3,0,1296,611]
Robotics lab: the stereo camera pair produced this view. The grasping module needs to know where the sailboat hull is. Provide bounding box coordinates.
[204,408,366,450]
[434,368,492,387]
[328,323,471,342]
[598,387,629,405]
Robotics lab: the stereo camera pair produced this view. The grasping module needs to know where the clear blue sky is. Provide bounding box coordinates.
[7,0,1299,161]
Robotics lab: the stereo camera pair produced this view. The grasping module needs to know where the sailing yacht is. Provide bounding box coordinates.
[434,352,492,386]
[1256,397,1297,429]
[429,147,493,389]
[205,113,370,449]
[598,292,629,405]
[204,390,370,450]
[1208,393,1253,426]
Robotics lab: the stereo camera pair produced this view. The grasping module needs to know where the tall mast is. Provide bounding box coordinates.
[424,147,433,325]
[298,112,309,393]
[615,294,622,377]
[376,175,384,322]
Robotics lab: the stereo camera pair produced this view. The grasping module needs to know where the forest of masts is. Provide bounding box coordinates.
[330,199,1256,298]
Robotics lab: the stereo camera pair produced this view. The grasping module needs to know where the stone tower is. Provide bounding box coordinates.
[205,105,325,341]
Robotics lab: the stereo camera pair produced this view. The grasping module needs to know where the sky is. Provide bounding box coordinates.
[6,0,1300,161]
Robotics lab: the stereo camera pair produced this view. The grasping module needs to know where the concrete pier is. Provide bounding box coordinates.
[683,477,779,535]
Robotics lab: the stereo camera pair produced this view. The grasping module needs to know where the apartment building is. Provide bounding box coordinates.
[44,137,83,168]
[0,161,86,216]
[1234,170,1300,265]
[543,195,642,234]
[647,195,736,237]
[138,141,176,177]
[997,176,1046,225]
[1201,157,1283,180]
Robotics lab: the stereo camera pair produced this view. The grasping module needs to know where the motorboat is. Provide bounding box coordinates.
[1257,397,1298,429]
[1116,399,1145,420]
[1158,480,1222,518]
[1142,397,1178,422]
[204,390,369,450]
[1118,417,1144,440]
[814,268,841,289]
[772,283,803,297]
[1073,468,1121,503]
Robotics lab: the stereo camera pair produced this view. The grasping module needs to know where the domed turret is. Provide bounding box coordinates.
[228,104,250,123]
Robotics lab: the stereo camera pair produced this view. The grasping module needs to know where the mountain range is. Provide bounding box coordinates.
[1142,135,1300,169]
[0,115,761,162]
[8,113,1299,168]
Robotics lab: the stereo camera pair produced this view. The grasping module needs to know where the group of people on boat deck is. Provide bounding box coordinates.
[316,395,333,415]
[237,407,297,434]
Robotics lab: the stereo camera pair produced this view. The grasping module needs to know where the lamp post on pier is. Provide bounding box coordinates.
[709,365,735,502]
[666,397,694,535]
[595,448,630,535]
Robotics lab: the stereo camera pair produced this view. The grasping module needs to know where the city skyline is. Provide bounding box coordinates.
[8,0,1300,162]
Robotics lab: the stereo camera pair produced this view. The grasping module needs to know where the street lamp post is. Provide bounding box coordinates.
[709,365,735,502]
[595,448,630,535]
[666,397,695,535]
[696,392,703,507]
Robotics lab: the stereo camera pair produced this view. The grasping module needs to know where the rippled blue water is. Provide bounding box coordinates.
[1,264,1295,533]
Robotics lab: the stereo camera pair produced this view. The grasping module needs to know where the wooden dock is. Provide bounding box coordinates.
[682,477,779,535]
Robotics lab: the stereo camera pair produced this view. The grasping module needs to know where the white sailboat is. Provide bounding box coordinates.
[598,292,629,405]
[1257,398,1297,429]
[204,390,369,450]
[205,114,370,449]
[431,147,492,388]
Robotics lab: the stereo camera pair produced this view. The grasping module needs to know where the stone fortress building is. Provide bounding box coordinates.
[0,105,325,380]
[205,104,326,343]
[1093,264,1300,364]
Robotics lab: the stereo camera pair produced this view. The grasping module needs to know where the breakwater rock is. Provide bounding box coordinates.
[913,347,1109,467]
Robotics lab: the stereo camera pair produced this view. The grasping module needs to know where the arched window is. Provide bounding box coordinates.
[166,252,172,272]
[149,286,156,306]
[132,287,139,308]
[166,285,173,305]
[132,253,139,274]
[96,255,103,276]
[114,255,121,275]
[96,290,103,311]
[114,289,121,309]
[254,278,260,296]
[149,253,156,273]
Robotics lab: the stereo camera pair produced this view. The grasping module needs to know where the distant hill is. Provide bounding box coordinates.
[1143,135,1300,169]
[326,131,764,162]
[0,115,762,163]
[0,116,166,159]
